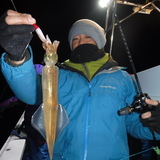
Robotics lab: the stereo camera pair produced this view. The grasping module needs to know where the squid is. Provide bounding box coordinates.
[42,37,59,160]
[32,26,69,160]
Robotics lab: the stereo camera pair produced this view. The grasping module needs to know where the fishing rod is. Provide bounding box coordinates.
[104,0,157,116]
[105,0,160,158]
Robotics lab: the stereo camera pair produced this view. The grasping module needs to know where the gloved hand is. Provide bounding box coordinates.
[0,10,35,61]
[141,101,160,134]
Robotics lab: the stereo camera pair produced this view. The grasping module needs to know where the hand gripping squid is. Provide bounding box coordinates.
[31,27,69,160]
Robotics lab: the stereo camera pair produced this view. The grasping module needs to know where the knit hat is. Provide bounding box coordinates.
[68,19,106,50]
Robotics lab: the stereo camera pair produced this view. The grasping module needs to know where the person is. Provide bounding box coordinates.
[0,10,160,160]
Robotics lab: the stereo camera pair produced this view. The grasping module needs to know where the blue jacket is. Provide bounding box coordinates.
[1,48,159,160]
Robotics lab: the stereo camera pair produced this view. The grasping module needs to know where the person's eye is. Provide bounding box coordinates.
[72,37,79,41]
[86,36,91,39]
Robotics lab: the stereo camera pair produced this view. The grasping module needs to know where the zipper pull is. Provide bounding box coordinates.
[88,84,92,97]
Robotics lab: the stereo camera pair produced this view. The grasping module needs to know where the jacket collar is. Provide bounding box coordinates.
[57,53,118,81]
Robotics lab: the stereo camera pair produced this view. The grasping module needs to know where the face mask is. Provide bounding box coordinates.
[69,44,105,63]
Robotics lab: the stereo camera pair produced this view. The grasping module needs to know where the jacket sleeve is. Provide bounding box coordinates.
[0,46,42,105]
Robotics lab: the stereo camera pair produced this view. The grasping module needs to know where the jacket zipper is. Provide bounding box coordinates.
[83,84,92,160]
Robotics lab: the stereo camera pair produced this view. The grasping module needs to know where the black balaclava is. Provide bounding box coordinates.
[69,44,105,63]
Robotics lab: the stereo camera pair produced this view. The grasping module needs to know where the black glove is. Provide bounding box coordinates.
[141,102,160,134]
[0,11,34,61]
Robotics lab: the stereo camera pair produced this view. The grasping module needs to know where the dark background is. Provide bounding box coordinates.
[0,0,160,159]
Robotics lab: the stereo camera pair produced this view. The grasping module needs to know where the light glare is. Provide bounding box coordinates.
[99,0,111,8]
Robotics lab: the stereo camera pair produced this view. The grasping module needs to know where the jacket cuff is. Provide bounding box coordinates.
[4,49,31,67]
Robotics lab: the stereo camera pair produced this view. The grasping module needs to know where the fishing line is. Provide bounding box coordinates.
[10,0,17,11]
[10,0,46,62]
[120,147,154,160]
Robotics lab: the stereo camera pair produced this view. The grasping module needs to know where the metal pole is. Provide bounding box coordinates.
[108,0,117,56]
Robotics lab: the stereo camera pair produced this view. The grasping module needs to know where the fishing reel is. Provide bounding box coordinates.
[118,93,154,116]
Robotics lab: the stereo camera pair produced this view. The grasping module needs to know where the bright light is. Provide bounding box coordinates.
[99,0,112,8]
